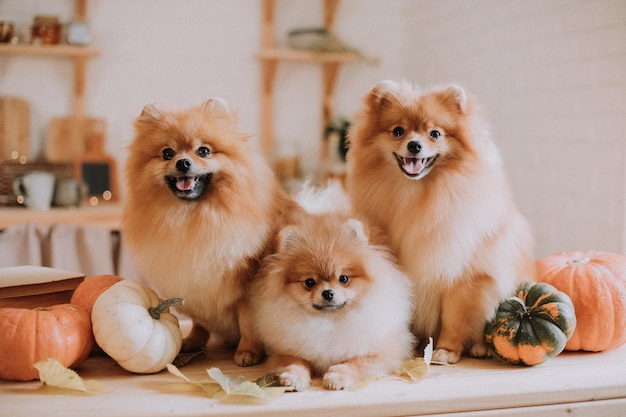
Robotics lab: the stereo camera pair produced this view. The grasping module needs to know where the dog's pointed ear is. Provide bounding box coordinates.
[343,219,368,243]
[366,80,399,108]
[201,97,231,115]
[441,85,468,114]
[140,103,166,119]
[276,225,299,252]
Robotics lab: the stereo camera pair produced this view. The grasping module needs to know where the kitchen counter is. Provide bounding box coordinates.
[2,339,625,416]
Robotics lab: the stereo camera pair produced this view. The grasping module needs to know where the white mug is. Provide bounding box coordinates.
[13,171,56,211]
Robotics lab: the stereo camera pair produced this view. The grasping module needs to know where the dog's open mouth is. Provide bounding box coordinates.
[165,173,212,200]
[394,153,438,178]
[312,302,346,312]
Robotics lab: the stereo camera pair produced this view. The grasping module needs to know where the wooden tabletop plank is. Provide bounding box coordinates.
[2,342,626,417]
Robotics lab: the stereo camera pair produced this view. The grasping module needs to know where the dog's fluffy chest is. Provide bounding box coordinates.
[128,208,271,340]
[391,177,508,283]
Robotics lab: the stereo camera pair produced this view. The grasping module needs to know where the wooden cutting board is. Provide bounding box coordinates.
[46,117,106,163]
[0,96,30,162]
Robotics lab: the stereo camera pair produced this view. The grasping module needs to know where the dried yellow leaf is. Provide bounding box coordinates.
[394,337,433,383]
[208,367,285,403]
[34,358,106,394]
[255,373,282,388]
[166,364,222,396]
[395,358,429,382]
[424,337,433,365]
[166,364,288,403]
[349,375,382,391]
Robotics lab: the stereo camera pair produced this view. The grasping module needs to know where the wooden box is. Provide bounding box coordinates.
[0,266,85,308]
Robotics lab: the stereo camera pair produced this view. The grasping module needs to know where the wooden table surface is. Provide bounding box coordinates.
[2,341,626,417]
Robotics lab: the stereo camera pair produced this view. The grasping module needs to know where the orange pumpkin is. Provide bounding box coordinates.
[70,274,124,316]
[536,251,626,352]
[0,304,94,381]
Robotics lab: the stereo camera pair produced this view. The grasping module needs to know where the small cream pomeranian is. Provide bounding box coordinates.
[248,184,415,391]
[345,81,536,364]
[122,98,299,366]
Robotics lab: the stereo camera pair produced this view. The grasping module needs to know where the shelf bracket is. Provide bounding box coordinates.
[320,62,340,170]
[260,60,277,159]
[73,57,87,118]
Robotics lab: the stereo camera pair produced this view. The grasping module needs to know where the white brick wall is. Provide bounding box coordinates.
[402,0,626,257]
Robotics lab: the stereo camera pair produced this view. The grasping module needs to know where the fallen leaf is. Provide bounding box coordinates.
[255,373,282,388]
[395,358,429,382]
[208,367,282,402]
[423,337,433,365]
[171,349,204,368]
[34,359,106,394]
[166,364,288,403]
[207,368,251,394]
[349,375,382,391]
[166,364,222,396]
[394,337,434,383]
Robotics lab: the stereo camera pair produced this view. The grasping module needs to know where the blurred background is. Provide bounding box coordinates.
[0,0,625,259]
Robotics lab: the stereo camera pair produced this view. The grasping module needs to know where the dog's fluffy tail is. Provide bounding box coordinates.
[294,179,351,216]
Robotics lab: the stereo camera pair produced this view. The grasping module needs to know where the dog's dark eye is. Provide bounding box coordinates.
[162,148,175,160]
[304,278,316,288]
[392,126,405,138]
[196,146,210,158]
[338,275,349,285]
[429,130,441,140]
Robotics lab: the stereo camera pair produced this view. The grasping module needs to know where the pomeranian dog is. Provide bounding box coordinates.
[345,81,536,364]
[122,97,299,366]
[248,184,415,391]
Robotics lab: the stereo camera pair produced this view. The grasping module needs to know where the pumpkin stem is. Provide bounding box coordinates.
[566,257,590,266]
[149,298,184,320]
[508,296,529,318]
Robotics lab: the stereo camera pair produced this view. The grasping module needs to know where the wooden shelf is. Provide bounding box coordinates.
[0,43,100,58]
[0,201,122,231]
[0,203,122,230]
[0,0,98,118]
[258,0,370,179]
[257,47,360,63]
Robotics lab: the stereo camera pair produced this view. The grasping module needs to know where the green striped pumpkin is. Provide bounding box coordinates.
[484,281,577,366]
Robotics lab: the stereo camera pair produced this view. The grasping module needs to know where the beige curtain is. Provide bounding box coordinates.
[0,223,140,279]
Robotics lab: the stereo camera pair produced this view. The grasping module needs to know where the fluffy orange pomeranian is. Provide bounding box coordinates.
[122,98,298,366]
[345,81,536,364]
[248,184,415,391]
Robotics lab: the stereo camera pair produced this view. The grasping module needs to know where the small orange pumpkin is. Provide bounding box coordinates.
[0,304,94,381]
[70,274,124,316]
[536,251,626,352]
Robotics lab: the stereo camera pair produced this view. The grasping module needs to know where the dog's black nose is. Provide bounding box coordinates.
[407,140,422,155]
[176,158,192,173]
[322,290,334,301]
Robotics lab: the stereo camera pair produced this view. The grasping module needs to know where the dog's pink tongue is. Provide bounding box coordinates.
[404,159,424,175]
[176,177,195,191]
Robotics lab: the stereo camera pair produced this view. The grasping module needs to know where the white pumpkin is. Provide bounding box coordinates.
[91,279,183,374]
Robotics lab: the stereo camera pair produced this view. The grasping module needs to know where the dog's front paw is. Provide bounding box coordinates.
[432,348,461,364]
[468,341,491,359]
[323,370,356,391]
[234,349,264,367]
[279,369,311,392]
